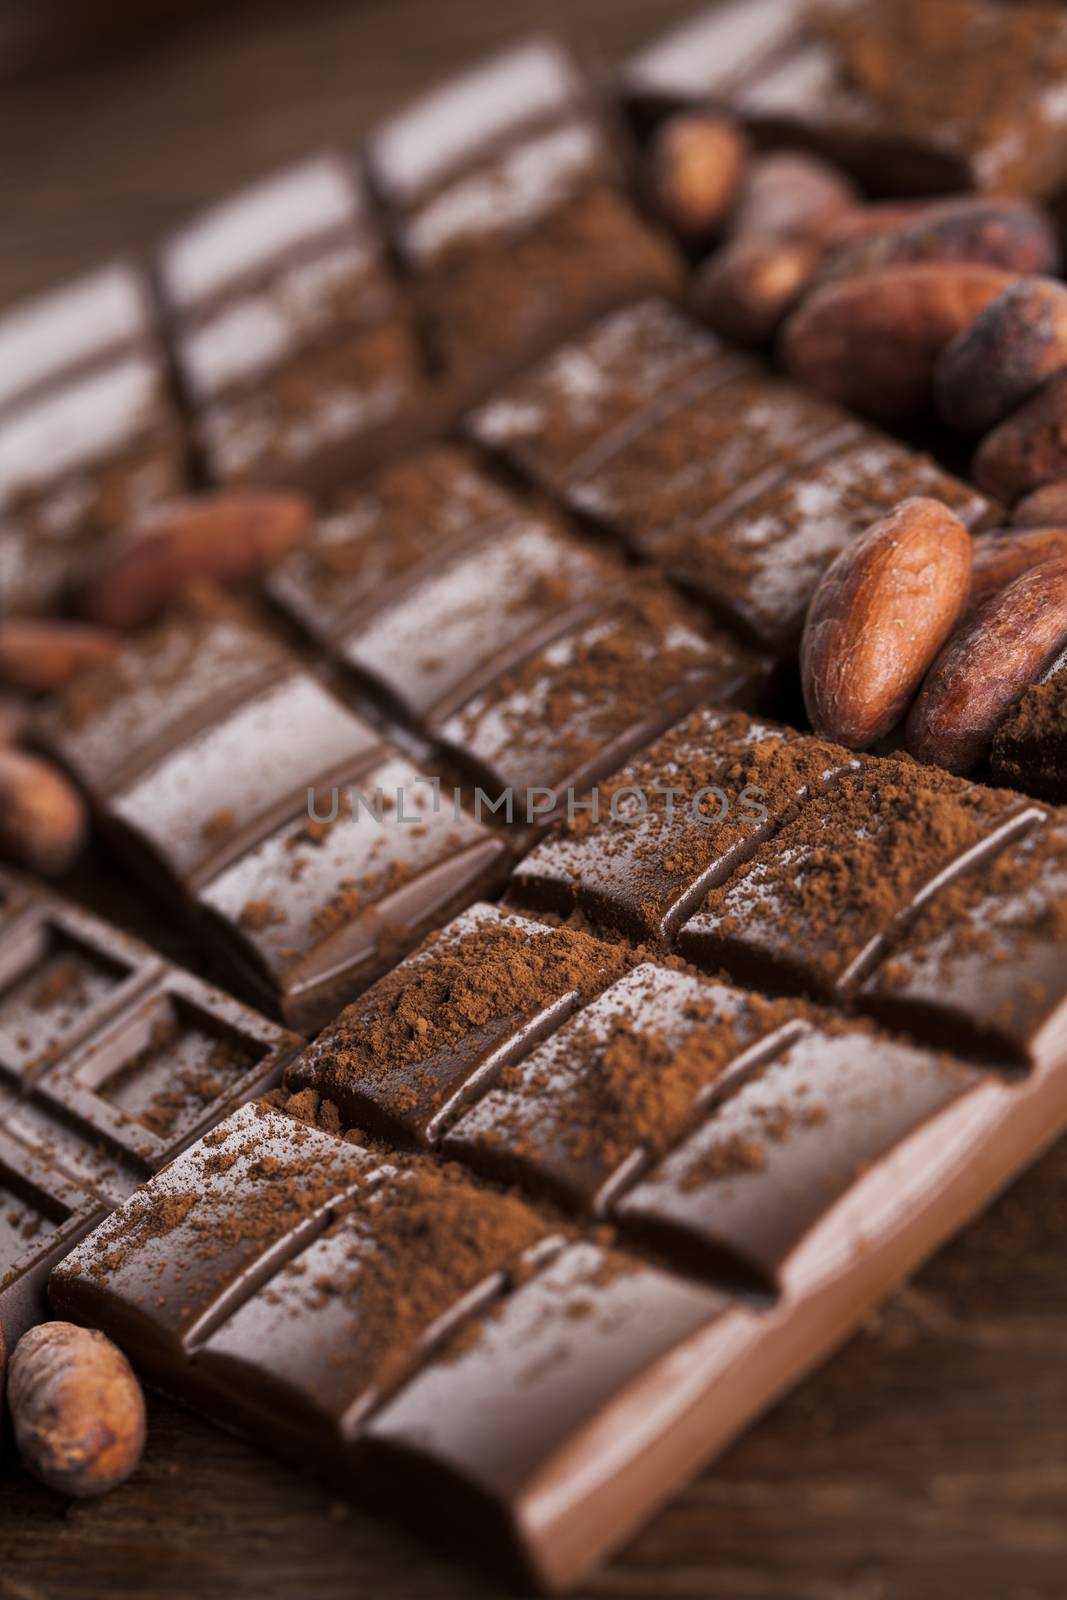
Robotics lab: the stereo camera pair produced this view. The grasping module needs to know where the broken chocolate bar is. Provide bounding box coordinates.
[51,914,1065,1591]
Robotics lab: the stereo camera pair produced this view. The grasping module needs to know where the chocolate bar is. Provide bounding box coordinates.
[267,446,632,727]
[510,707,858,938]
[35,590,507,1030]
[434,575,768,816]
[440,963,805,1213]
[156,153,430,493]
[50,865,1067,1588]
[0,260,186,615]
[676,760,1038,998]
[858,815,1067,1068]
[469,299,996,653]
[368,37,682,405]
[0,875,299,1345]
[990,658,1067,803]
[626,0,1067,198]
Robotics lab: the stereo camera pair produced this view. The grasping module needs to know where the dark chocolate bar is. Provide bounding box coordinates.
[510,707,858,938]
[157,153,430,493]
[0,875,299,1345]
[0,260,186,615]
[434,576,769,816]
[441,963,805,1212]
[368,37,682,405]
[626,0,1067,198]
[267,446,631,727]
[35,591,507,1031]
[51,885,1067,1589]
[469,300,996,653]
[677,763,1039,999]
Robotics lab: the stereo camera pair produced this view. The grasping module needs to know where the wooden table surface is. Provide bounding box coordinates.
[2,4,1066,1596]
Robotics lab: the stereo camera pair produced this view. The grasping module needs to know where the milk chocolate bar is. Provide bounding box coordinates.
[35,590,506,1031]
[468,300,994,653]
[368,37,682,405]
[625,0,1067,198]
[0,260,186,615]
[157,153,429,493]
[51,874,1067,1589]
[0,876,299,1344]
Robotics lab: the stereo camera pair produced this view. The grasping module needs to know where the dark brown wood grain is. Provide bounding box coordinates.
[1,4,1065,1595]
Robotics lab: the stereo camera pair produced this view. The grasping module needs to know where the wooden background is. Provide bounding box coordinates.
[2,4,1066,1596]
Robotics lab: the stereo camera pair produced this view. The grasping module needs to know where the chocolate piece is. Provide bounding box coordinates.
[565,368,857,560]
[859,813,1067,1068]
[266,447,517,646]
[640,433,994,653]
[369,39,682,405]
[678,760,1034,997]
[615,1025,992,1291]
[269,448,630,728]
[627,0,1067,198]
[197,753,506,1032]
[157,153,429,492]
[37,591,384,887]
[193,1162,552,1450]
[470,301,995,653]
[364,1241,748,1591]
[0,262,185,615]
[436,577,768,818]
[990,663,1067,804]
[51,1104,376,1362]
[443,965,804,1211]
[37,595,506,1030]
[52,1101,554,1456]
[466,297,736,490]
[285,903,628,1145]
[37,587,291,796]
[5,962,299,1204]
[624,0,805,118]
[0,261,156,416]
[510,708,856,938]
[107,672,383,890]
